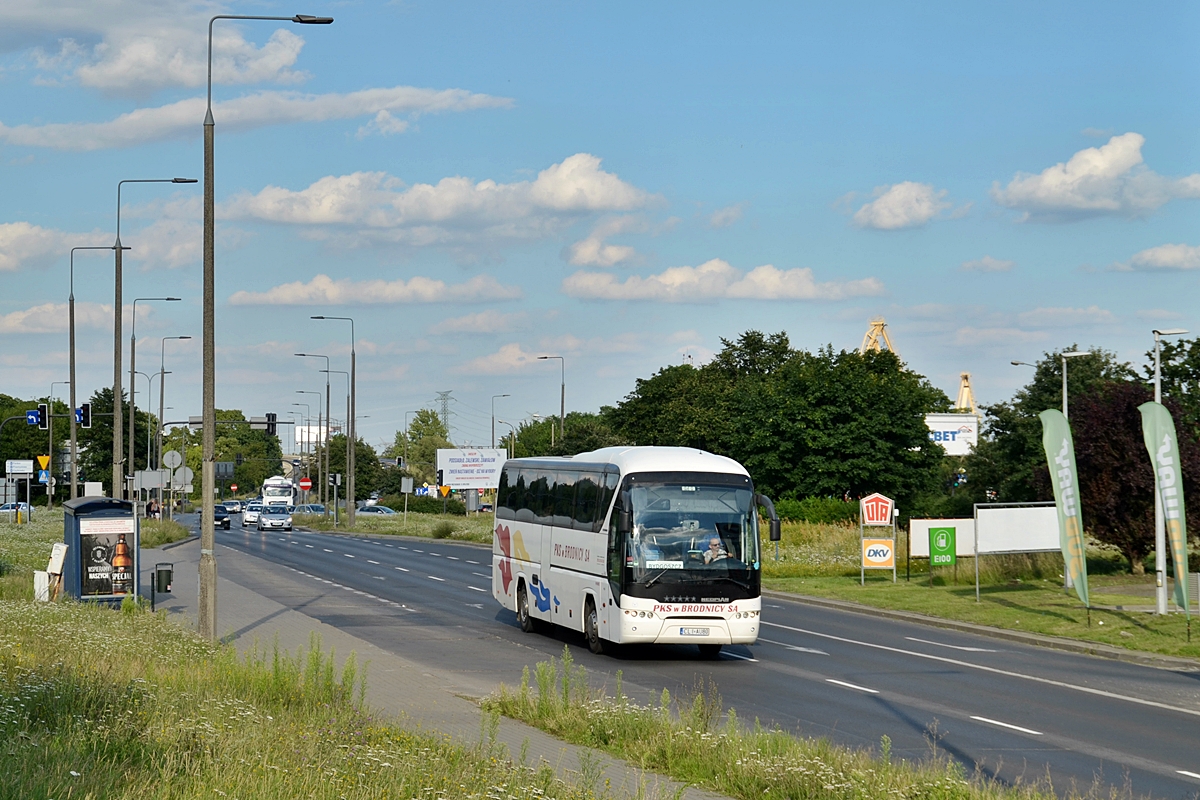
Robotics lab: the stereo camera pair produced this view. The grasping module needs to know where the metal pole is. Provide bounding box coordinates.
[1154,332,1167,615]
[200,58,217,641]
[349,348,355,524]
[112,231,123,499]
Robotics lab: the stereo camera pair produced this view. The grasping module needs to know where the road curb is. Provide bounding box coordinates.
[762,589,1200,672]
[159,535,198,551]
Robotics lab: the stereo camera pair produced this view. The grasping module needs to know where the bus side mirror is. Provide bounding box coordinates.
[769,519,781,542]
[755,493,781,541]
[616,492,632,531]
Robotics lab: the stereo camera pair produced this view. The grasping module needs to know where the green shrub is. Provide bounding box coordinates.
[775,496,858,524]
[431,521,455,539]
[377,493,466,515]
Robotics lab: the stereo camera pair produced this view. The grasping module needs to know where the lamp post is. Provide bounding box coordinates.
[312,315,356,524]
[1058,350,1093,421]
[491,394,510,448]
[115,179,195,500]
[537,355,565,443]
[296,385,325,510]
[322,368,350,515]
[158,336,190,507]
[130,297,181,509]
[403,410,419,472]
[1152,328,1189,615]
[296,353,331,510]
[292,403,310,466]
[497,420,516,458]
[69,245,112,500]
[136,370,170,471]
[200,12,333,641]
[48,381,69,508]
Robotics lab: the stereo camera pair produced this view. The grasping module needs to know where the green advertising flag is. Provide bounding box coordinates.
[1138,402,1190,617]
[1039,409,1089,608]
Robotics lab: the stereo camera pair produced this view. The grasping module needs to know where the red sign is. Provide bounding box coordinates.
[230,484,238,492]
[860,493,894,526]
[298,477,313,491]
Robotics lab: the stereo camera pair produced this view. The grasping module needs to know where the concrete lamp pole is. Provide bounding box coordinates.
[491,394,510,448]
[312,315,356,525]
[496,420,515,458]
[158,336,190,507]
[68,245,111,501]
[1153,328,1188,615]
[537,355,565,444]
[296,353,330,511]
[136,370,169,471]
[403,410,419,472]
[130,297,181,510]
[1059,350,1093,422]
[115,178,195,501]
[322,368,350,517]
[201,12,333,641]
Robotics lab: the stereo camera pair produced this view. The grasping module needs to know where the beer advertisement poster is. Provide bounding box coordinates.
[79,517,137,597]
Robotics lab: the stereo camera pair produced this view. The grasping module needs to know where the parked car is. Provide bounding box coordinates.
[0,502,32,516]
[224,500,243,514]
[294,503,325,514]
[257,506,293,532]
[243,503,263,526]
[213,504,231,530]
[357,505,396,515]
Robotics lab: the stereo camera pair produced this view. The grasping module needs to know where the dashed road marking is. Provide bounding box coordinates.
[395,567,409,572]
[344,554,355,558]
[367,560,380,564]
[761,637,828,656]
[970,716,1042,736]
[447,556,459,560]
[305,544,314,548]
[323,548,333,553]
[472,572,489,578]
[466,560,480,565]
[722,651,758,662]
[906,636,997,653]
[826,679,878,694]
[1178,771,1200,781]
[468,585,486,592]
[430,553,442,557]
[428,576,445,582]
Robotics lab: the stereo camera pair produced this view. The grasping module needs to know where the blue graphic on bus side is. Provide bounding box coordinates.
[531,581,552,612]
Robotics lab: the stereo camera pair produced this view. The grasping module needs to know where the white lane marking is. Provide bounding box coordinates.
[344,554,355,558]
[430,553,442,557]
[305,544,314,548]
[428,575,445,582]
[472,572,489,578]
[760,637,828,655]
[385,544,394,547]
[466,560,480,565]
[467,603,484,608]
[827,678,878,694]
[278,538,286,542]
[413,549,424,553]
[447,556,459,560]
[468,585,486,592]
[906,636,997,653]
[372,576,384,580]
[971,716,1043,736]
[722,651,758,662]
[323,548,333,553]
[398,546,408,550]
[762,621,1200,718]
[367,560,380,565]
[395,567,409,572]
[1178,770,1200,780]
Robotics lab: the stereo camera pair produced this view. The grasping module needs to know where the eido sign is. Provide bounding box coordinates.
[859,492,897,584]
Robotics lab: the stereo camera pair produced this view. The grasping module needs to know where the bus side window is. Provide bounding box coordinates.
[514,469,535,523]
[595,472,619,534]
[531,471,555,525]
[496,469,514,520]
[573,474,598,531]
[554,471,576,527]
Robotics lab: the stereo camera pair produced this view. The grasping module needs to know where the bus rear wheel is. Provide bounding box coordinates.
[585,599,606,655]
[517,583,536,633]
[698,644,722,659]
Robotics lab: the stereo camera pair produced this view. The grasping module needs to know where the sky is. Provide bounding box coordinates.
[2,1,1199,452]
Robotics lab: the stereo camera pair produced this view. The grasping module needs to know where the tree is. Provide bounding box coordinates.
[1149,336,1200,437]
[0,393,75,503]
[511,412,625,457]
[75,388,156,497]
[396,408,452,485]
[326,435,383,502]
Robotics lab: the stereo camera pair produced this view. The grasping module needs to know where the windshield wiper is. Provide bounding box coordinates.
[643,569,671,588]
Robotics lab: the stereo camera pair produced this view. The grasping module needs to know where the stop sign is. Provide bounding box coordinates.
[299,477,313,491]
[230,484,238,492]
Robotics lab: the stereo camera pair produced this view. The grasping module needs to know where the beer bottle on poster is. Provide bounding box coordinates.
[111,533,133,595]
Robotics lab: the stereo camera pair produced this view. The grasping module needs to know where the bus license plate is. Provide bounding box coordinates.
[680,627,709,637]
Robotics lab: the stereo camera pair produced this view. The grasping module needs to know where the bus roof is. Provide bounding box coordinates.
[505,446,749,478]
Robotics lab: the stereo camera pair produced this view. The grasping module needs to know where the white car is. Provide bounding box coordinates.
[243,503,263,526]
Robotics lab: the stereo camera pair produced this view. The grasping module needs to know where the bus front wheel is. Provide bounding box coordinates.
[585,599,606,655]
[517,583,536,633]
[698,644,722,659]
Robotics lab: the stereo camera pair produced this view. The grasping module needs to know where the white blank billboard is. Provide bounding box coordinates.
[909,519,976,557]
[975,505,1059,554]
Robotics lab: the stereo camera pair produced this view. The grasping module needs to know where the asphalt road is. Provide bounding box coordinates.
[193,515,1200,799]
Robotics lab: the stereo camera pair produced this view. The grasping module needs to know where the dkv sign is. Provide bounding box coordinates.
[859,493,897,584]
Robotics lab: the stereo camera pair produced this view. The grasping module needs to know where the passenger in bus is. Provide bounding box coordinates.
[704,536,728,563]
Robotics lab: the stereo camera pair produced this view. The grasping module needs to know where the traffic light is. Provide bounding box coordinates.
[235,453,243,466]
[436,469,444,486]
[37,403,48,430]
[266,412,277,437]
[79,403,92,429]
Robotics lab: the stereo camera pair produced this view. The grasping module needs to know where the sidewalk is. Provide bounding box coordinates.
[148,538,727,800]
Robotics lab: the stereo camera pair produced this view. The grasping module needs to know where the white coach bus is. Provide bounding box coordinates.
[492,446,780,658]
[260,475,297,508]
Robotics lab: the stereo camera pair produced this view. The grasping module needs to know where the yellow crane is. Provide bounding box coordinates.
[859,317,898,357]
[954,372,978,415]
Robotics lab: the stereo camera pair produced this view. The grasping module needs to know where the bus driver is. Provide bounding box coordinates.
[704,536,728,564]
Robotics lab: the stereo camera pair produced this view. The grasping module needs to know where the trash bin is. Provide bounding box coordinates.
[62,497,138,606]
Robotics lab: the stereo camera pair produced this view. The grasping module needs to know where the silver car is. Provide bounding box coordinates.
[257,506,293,532]
[243,503,263,526]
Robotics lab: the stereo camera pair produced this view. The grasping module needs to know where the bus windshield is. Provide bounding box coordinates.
[625,482,759,584]
[263,486,292,498]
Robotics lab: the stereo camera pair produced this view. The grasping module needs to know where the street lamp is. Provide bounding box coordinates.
[1152,327,1189,615]
[491,394,510,448]
[312,315,356,523]
[496,419,516,458]
[1059,351,1093,422]
[200,12,333,641]
[68,245,111,500]
[403,410,419,471]
[292,403,312,482]
[114,178,195,500]
[130,296,181,507]
[537,355,565,443]
[322,368,350,514]
[136,370,170,471]
[159,336,190,507]
[296,353,331,509]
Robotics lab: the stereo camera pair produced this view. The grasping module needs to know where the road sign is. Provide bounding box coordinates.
[298,477,313,491]
[230,483,238,492]
[439,485,451,498]
[25,410,39,426]
[929,526,956,566]
[862,538,895,569]
[400,477,413,494]
[5,460,34,475]
[860,493,895,526]
[162,450,183,469]
[37,470,50,484]
[36,455,49,470]
[172,466,194,489]
[215,461,235,480]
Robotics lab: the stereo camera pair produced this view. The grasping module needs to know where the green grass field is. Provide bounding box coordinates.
[295,510,495,544]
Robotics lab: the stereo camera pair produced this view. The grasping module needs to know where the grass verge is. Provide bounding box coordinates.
[763,522,1200,660]
[140,517,192,548]
[485,649,1083,800]
[295,510,494,544]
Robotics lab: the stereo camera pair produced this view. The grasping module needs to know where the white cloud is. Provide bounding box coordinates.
[457,342,540,375]
[852,182,951,230]
[356,110,409,138]
[708,204,745,229]
[223,154,651,249]
[562,259,884,303]
[0,86,511,150]
[1016,305,1116,327]
[1124,243,1200,271]
[566,216,643,267]
[5,2,315,94]
[1136,309,1184,321]
[960,255,1015,273]
[0,222,73,271]
[0,301,116,333]
[991,133,1200,220]
[438,310,530,334]
[228,273,521,306]
[954,327,1048,346]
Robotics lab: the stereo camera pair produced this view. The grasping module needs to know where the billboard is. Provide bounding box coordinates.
[436,448,507,489]
[860,493,894,526]
[925,413,979,457]
[79,516,137,598]
[909,518,976,557]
